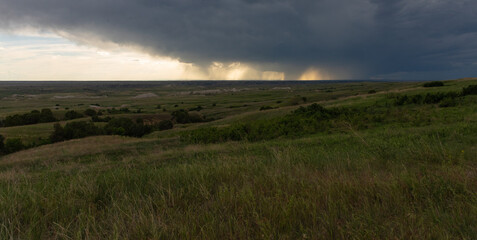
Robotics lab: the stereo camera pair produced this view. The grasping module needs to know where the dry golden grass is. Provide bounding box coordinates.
[0,135,146,167]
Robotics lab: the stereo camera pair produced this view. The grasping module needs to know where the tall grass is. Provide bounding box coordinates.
[1,125,475,239]
[1,80,476,239]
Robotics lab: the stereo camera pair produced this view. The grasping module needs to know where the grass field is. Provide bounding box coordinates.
[0,79,476,239]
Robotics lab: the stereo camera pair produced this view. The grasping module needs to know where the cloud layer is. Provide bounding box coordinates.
[1,0,477,79]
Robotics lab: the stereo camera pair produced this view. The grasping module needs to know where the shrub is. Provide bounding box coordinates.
[288,95,306,105]
[156,120,174,131]
[0,134,4,153]
[39,109,56,122]
[368,90,377,94]
[172,110,205,124]
[439,97,457,108]
[92,115,112,122]
[3,138,25,154]
[64,110,84,120]
[181,103,338,144]
[189,105,203,111]
[423,81,444,87]
[462,85,477,95]
[394,92,459,106]
[84,109,97,116]
[50,121,103,142]
[260,106,274,111]
[50,123,66,143]
[104,118,152,137]
[1,109,58,127]
[107,108,131,114]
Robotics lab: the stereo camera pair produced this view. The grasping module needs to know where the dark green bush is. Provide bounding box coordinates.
[107,108,131,114]
[1,109,58,127]
[439,97,457,108]
[394,92,459,106]
[84,109,97,116]
[104,118,152,137]
[0,134,4,154]
[462,85,477,95]
[423,81,444,87]
[39,109,57,123]
[50,121,103,143]
[64,110,84,120]
[172,110,205,124]
[91,115,112,122]
[189,106,203,111]
[156,120,173,131]
[3,138,25,154]
[181,104,338,144]
[288,95,306,105]
[260,106,274,111]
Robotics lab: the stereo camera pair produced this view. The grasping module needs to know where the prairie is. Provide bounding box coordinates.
[0,79,476,239]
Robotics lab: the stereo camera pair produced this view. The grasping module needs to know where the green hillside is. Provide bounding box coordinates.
[0,79,476,239]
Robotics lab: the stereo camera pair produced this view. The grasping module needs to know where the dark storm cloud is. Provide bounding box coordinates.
[0,0,476,79]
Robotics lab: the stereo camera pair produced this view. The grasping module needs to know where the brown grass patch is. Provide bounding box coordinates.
[0,135,146,166]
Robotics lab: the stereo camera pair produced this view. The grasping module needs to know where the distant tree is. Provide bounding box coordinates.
[50,121,103,143]
[189,105,203,111]
[84,109,97,117]
[289,95,306,106]
[104,118,152,137]
[64,110,84,120]
[423,81,444,87]
[0,134,5,153]
[2,109,57,127]
[50,123,66,143]
[4,138,25,154]
[40,109,57,122]
[156,120,173,130]
[119,108,130,113]
[260,106,274,111]
[92,115,112,122]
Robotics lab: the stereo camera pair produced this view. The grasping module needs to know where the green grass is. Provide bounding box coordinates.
[0,79,476,239]
[1,125,475,239]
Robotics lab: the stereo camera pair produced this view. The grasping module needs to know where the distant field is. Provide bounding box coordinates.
[0,79,476,239]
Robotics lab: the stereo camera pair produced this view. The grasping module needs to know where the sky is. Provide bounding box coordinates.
[0,0,477,81]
